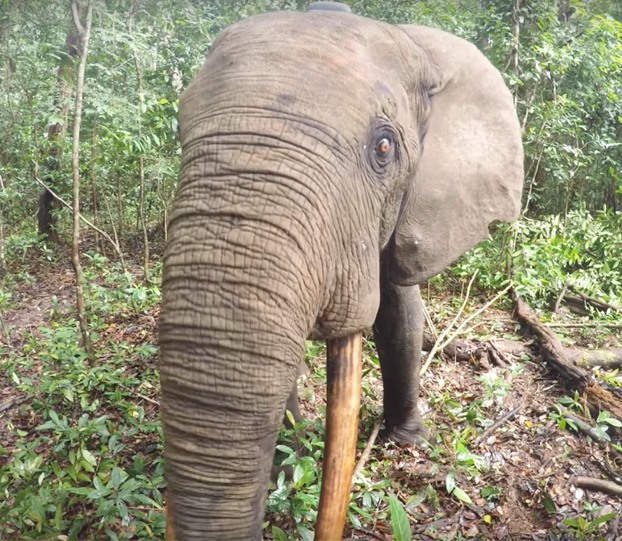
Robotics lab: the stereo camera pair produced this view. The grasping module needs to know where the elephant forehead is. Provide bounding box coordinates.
[181,11,418,128]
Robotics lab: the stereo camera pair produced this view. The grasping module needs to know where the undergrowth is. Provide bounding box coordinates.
[454,208,622,315]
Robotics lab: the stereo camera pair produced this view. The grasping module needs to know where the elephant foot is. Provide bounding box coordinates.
[383,415,429,448]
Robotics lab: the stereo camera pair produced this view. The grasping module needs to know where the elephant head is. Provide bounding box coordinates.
[160,4,523,540]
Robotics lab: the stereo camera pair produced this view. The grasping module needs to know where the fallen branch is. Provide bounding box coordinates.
[511,290,622,423]
[573,476,622,496]
[553,283,569,313]
[0,397,28,414]
[352,418,383,483]
[474,404,522,444]
[511,290,588,386]
[584,384,622,423]
[568,287,622,314]
[421,281,512,376]
[546,323,622,328]
[563,412,608,443]
[487,342,509,368]
[565,349,622,369]
[421,271,478,375]
[121,385,159,406]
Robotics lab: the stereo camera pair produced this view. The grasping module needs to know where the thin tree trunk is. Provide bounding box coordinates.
[116,157,124,239]
[511,0,522,105]
[0,174,5,279]
[70,0,94,359]
[128,1,149,281]
[38,21,81,241]
[90,125,101,253]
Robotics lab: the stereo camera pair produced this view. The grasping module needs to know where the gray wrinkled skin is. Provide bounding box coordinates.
[159,9,523,540]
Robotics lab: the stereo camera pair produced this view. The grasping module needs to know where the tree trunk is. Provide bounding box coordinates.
[90,125,101,253]
[70,0,94,359]
[116,158,124,239]
[511,0,521,77]
[128,1,149,281]
[37,18,82,241]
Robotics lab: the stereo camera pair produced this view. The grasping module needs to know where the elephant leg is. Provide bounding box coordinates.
[373,271,427,446]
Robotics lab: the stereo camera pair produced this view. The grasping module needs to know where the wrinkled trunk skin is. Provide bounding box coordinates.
[161,216,310,539]
[159,142,325,535]
[159,121,341,537]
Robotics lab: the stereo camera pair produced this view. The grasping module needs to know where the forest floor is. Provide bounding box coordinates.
[1,250,621,540]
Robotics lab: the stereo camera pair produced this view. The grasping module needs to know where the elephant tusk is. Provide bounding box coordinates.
[315,332,362,541]
[165,496,177,540]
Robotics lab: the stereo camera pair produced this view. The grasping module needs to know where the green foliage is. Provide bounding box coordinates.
[0,263,163,540]
[563,511,618,541]
[455,209,622,311]
[388,495,411,541]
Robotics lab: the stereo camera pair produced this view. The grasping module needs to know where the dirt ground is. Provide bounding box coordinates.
[1,261,621,540]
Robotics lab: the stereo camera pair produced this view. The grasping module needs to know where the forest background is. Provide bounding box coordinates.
[1,1,622,540]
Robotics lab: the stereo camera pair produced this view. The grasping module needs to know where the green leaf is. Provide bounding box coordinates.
[451,487,473,504]
[445,472,456,495]
[591,512,618,526]
[271,526,288,541]
[389,495,411,541]
[81,448,97,467]
[110,467,122,489]
[297,525,313,541]
[480,486,502,501]
[542,491,556,514]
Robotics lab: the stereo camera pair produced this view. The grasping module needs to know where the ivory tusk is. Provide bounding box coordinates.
[315,332,362,541]
[165,496,177,540]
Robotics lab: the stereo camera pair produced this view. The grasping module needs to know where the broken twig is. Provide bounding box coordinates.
[563,412,607,443]
[421,271,478,375]
[352,418,383,483]
[474,404,523,444]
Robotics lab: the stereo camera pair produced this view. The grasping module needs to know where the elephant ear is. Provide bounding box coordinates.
[389,25,524,286]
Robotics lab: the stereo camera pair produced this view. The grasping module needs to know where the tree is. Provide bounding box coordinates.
[69,0,94,358]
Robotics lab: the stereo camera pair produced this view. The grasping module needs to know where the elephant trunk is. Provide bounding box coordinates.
[160,208,314,538]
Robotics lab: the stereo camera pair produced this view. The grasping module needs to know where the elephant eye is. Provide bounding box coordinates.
[376,138,391,156]
[371,131,396,171]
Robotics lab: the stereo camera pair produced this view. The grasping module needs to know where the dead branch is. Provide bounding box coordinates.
[421,271,478,375]
[584,384,622,423]
[0,397,28,414]
[565,349,622,369]
[511,290,622,423]
[546,323,622,328]
[573,476,622,496]
[568,287,622,314]
[487,342,510,368]
[562,412,608,443]
[553,283,568,313]
[33,175,126,266]
[511,290,588,386]
[437,284,512,352]
[352,418,382,483]
[474,404,522,444]
[421,281,512,376]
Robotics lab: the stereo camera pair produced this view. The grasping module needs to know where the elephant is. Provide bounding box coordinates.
[159,2,524,540]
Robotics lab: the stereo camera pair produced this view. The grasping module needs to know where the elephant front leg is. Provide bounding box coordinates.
[373,276,427,446]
